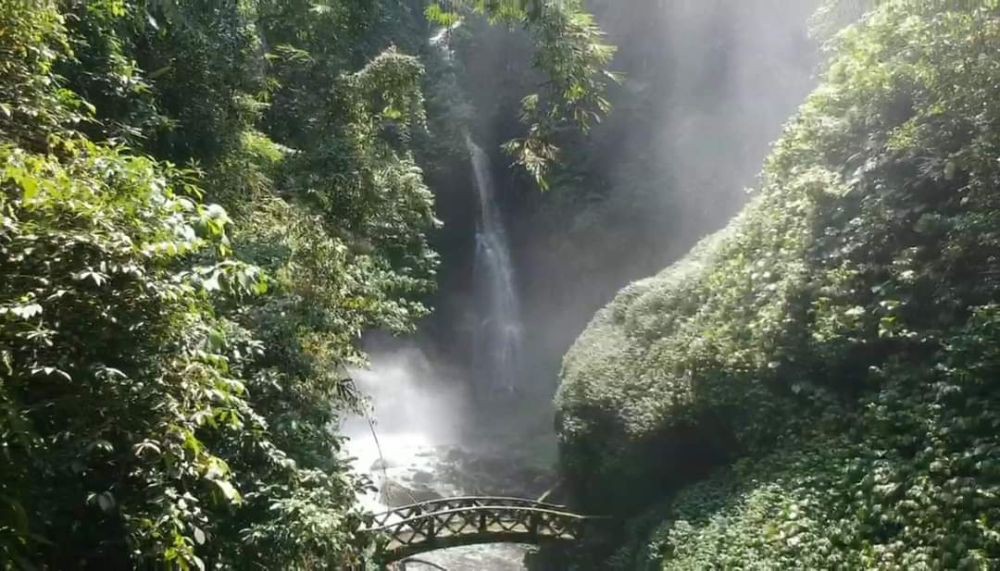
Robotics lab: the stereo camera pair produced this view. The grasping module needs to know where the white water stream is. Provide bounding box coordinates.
[340,136,539,568]
[337,26,536,570]
[342,348,537,570]
[467,135,524,396]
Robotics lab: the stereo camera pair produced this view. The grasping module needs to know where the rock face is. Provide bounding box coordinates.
[556,2,1000,567]
[555,232,738,514]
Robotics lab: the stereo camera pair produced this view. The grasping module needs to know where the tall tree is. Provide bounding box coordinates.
[0,0,614,567]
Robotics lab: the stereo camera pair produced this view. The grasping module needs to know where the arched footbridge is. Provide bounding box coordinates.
[368,496,607,563]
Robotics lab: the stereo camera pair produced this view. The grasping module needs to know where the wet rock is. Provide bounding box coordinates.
[380,480,442,507]
[426,447,558,501]
[444,447,468,462]
[411,470,434,484]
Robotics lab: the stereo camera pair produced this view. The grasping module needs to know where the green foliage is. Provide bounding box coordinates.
[0,0,414,567]
[430,0,618,187]
[0,139,269,568]
[811,0,879,41]
[1,0,613,566]
[556,0,1000,566]
[642,308,1000,569]
[0,1,88,148]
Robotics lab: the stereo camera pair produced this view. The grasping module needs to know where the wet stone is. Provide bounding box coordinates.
[380,480,443,507]
[411,470,434,484]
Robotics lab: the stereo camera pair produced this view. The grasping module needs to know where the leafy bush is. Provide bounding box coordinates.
[556,1,1000,566]
[0,3,377,567]
[1,0,617,567]
[0,138,277,567]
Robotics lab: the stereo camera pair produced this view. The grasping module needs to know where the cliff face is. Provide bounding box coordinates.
[556,2,1000,567]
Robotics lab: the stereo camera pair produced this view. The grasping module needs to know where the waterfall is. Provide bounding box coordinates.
[466,134,523,394]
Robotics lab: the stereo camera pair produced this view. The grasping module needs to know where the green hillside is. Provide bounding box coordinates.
[556,2,1000,567]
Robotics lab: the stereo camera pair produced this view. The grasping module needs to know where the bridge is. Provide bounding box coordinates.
[368,496,605,563]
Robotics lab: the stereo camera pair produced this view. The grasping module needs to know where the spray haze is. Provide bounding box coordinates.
[348,2,830,566]
[357,0,828,453]
[505,0,825,402]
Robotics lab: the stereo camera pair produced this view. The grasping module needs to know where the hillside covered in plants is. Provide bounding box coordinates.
[557,1,1000,568]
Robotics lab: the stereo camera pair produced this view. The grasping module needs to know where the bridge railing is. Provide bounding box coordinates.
[370,496,571,527]
[373,505,587,537]
[368,497,609,563]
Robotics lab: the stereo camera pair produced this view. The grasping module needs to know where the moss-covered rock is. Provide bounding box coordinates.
[556,1,1000,566]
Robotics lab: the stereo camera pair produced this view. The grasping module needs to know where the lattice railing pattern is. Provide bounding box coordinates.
[368,497,602,563]
[371,496,570,527]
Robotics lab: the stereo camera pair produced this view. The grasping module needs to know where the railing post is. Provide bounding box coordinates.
[529,511,540,540]
[479,510,487,533]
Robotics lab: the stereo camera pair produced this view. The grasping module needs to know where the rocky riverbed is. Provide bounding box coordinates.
[341,347,564,569]
[345,425,560,570]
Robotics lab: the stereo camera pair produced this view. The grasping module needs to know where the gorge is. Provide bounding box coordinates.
[3,1,1000,569]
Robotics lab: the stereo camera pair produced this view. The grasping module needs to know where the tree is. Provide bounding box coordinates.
[1,0,615,567]
[428,0,618,187]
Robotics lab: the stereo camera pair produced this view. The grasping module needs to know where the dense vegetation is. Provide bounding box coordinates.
[0,0,611,568]
[557,0,1000,568]
[419,0,822,407]
[6,0,1000,568]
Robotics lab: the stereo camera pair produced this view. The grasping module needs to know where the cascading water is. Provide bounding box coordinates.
[339,28,539,571]
[466,134,524,395]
